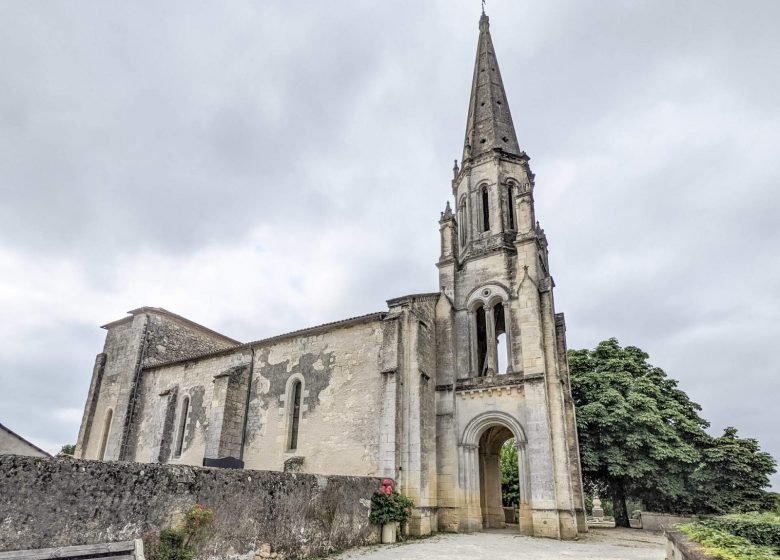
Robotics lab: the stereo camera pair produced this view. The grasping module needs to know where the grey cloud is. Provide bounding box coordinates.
[1,0,778,488]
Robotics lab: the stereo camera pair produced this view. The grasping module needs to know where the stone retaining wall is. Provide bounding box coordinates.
[0,455,382,559]
[641,512,699,531]
[665,529,714,560]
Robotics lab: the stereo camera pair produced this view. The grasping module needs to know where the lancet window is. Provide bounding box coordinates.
[458,196,468,247]
[506,183,515,230]
[289,380,302,451]
[174,395,189,458]
[481,187,490,232]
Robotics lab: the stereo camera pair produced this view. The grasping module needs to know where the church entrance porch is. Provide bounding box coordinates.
[459,411,533,536]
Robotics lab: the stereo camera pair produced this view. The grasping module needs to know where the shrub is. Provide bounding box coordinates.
[369,491,414,526]
[182,503,215,547]
[677,523,780,560]
[703,513,780,553]
[143,504,215,560]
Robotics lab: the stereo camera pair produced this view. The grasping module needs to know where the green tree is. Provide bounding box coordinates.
[569,338,710,527]
[500,439,519,506]
[58,444,76,456]
[692,427,777,514]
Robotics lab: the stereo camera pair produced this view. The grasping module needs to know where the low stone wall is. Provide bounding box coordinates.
[665,529,714,560]
[641,512,699,532]
[0,455,382,559]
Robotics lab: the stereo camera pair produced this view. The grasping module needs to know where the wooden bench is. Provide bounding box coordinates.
[0,540,144,560]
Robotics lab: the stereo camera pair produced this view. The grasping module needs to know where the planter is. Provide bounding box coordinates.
[629,518,642,529]
[381,523,397,544]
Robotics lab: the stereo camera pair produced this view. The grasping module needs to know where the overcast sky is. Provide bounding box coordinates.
[1,0,778,489]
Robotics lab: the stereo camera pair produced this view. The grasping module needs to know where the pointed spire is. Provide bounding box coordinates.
[462,12,521,162]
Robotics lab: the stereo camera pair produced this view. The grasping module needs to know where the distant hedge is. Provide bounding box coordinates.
[702,513,780,553]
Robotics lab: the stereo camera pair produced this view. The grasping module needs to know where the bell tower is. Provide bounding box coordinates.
[434,11,587,538]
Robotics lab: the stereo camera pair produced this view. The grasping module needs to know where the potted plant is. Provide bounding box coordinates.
[369,479,413,544]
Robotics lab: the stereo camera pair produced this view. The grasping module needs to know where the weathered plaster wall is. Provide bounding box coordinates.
[77,310,238,462]
[243,320,385,476]
[0,455,381,559]
[127,318,386,477]
[129,351,249,465]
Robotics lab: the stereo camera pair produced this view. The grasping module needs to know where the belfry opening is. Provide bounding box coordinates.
[474,301,509,376]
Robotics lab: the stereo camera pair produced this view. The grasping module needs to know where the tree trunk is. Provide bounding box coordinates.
[611,483,630,528]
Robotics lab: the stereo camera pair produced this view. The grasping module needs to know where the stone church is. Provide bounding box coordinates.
[74,13,586,539]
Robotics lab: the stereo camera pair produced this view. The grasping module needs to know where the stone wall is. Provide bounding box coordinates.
[127,316,386,476]
[665,529,714,560]
[142,310,239,368]
[76,308,238,462]
[0,455,381,559]
[642,512,700,532]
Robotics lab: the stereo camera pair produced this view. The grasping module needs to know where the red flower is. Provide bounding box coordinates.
[379,478,395,496]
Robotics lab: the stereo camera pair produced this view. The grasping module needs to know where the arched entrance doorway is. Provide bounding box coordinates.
[460,411,532,535]
[478,426,514,528]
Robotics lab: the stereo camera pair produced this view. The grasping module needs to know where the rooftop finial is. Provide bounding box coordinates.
[479,1,489,31]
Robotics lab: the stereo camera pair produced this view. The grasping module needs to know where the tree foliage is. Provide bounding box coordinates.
[58,444,76,456]
[570,338,777,526]
[693,428,778,514]
[570,338,710,525]
[500,439,519,507]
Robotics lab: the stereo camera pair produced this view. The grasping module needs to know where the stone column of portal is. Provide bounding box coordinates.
[481,445,505,528]
[459,443,482,532]
[502,302,514,374]
[468,310,478,376]
[517,441,534,535]
[485,305,497,376]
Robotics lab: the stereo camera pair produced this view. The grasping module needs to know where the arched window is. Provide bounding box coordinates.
[174,396,189,458]
[458,197,468,247]
[99,408,113,460]
[482,188,490,232]
[476,305,488,376]
[289,380,302,451]
[506,184,515,230]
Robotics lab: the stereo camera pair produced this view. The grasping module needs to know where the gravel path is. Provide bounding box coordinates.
[331,528,666,560]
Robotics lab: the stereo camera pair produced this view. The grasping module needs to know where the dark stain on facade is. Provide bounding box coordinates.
[256,347,336,411]
[158,386,178,463]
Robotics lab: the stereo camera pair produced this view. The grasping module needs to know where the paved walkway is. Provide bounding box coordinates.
[333,528,666,560]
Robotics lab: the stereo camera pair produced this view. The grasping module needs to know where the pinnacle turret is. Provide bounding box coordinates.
[462,13,521,162]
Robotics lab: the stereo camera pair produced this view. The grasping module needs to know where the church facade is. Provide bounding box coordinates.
[75,13,586,539]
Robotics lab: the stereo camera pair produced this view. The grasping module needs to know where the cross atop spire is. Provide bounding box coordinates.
[462,12,521,162]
